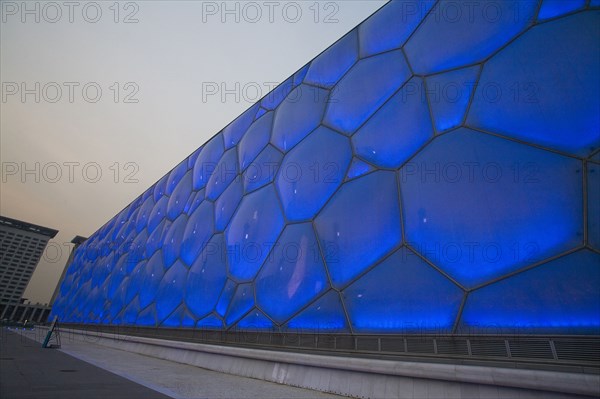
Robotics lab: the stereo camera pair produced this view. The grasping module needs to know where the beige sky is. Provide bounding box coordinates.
[0,0,386,304]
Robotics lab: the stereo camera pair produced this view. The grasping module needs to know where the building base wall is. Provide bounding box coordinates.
[33,327,600,399]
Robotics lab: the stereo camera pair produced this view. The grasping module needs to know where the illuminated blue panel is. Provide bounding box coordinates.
[256,223,329,323]
[276,126,351,221]
[261,78,293,110]
[538,0,585,20]
[353,77,433,168]
[124,260,146,304]
[225,283,254,326]
[460,250,600,334]
[238,112,274,171]
[222,103,260,148]
[138,251,165,309]
[185,234,228,318]
[358,0,435,57]
[426,65,480,132]
[206,148,239,201]
[467,12,600,156]
[305,30,358,88]
[216,280,237,317]
[162,214,188,268]
[129,230,148,266]
[165,160,188,196]
[153,175,168,202]
[187,147,202,169]
[215,178,243,232]
[186,189,205,215]
[293,64,310,86]
[135,196,155,232]
[182,311,196,327]
[589,163,600,250]
[344,247,463,333]
[400,128,583,288]
[404,1,537,74]
[193,134,225,190]
[145,219,169,257]
[181,201,214,265]
[108,278,129,321]
[243,145,283,193]
[324,50,411,134]
[346,158,375,181]
[593,0,600,7]
[91,254,114,288]
[136,305,157,326]
[255,108,267,120]
[284,291,348,332]
[226,185,285,281]
[167,170,193,220]
[236,309,275,331]
[271,85,329,152]
[147,196,168,234]
[121,297,140,325]
[155,260,188,322]
[197,314,223,329]
[162,305,185,327]
[315,171,402,288]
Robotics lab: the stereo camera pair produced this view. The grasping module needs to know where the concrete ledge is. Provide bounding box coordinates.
[40,327,600,399]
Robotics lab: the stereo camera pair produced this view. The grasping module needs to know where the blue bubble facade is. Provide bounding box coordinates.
[51,1,600,335]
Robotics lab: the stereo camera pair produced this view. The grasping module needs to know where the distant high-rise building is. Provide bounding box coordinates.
[0,215,58,321]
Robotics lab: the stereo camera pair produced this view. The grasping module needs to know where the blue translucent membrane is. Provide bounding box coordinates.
[276,126,352,221]
[589,163,600,250]
[294,64,310,86]
[124,261,146,304]
[353,77,433,168]
[344,247,463,333]
[147,196,168,235]
[538,0,586,20]
[215,178,243,232]
[197,314,223,329]
[255,108,267,120]
[120,295,140,325]
[460,250,600,334]
[315,171,402,288]
[155,260,187,322]
[135,196,155,232]
[358,0,435,57]
[222,103,260,148]
[167,171,193,220]
[238,112,274,171]
[226,185,285,281]
[206,148,239,201]
[180,201,214,266]
[324,50,411,134]
[400,128,583,288]
[193,134,224,190]
[256,223,329,323]
[187,147,203,169]
[305,30,358,88]
[426,65,480,132]
[165,160,188,196]
[404,0,538,74]
[592,0,600,7]
[467,12,600,156]
[138,251,165,309]
[186,189,205,215]
[346,158,375,181]
[243,145,283,193]
[162,214,188,268]
[216,280,237,317]
[153,174,168,202]
[145,219,169,257]
[236,309,274,330]
[162,305,185,327]
[185,234,228,318]
[261,78,293,110]
[136,305,157,326]
[225,283,254,326]
[271,85,329,151]
[285,290,348,332]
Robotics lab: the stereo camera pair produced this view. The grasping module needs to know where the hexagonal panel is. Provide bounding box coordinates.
[353,77,433,168]
[236,309,274,331]
[222,103,260,148]
[346,157,375,181]
[276,126,351,221]
[467,12,600,156]
[271,84,329,152]
[162,214,188,268]
[243,145,283,194]
[167,170,193,220]
[261,78,293,110]
[324,50,411,134]
[238,111,274,171]
[225,283,254,326]
[256,223,329,323]
[155,260,188,322]
[180,201,214,266]
[206,147,239,201]
[193,133,225,190]
[138,251,165,309]
[165,159,189,196]
[315,171,402,288]
[135,195,155,233]
[145,219,169,257]
[305,30,358,88]
[284,290,348,332]
[147,196,168,235]
[214,178,243,232]
[226,185,285,281]
[216,279,237,317]
[400,128,583,288]
[537,0,585,20]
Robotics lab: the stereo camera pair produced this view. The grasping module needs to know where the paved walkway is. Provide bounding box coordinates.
[2,328,344,399]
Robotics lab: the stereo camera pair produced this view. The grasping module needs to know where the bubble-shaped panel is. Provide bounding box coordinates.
[284,290,348,332]
[467,12,600,156]
[155,260,188,322]
[238,112,274,171]
[135,196,155,233]
[216,279,237,317]
[222,103,260,148]
[185,234,228,318]
[165,160,188,196]
[271,85,329,152]
[153,174,168,202]
[261,78,293,110]
[167,170,193,220]
[460,250,600,334]
[162,214,188,268]
[305,30,358,88]
[353,77,433,168]
[404,0,538,74]
[538,0,586,20]
[589,163,600,250]
[138,251,165,309]
[206,148,239,201]
[276,126,352,221]
[145,219,170,257]
[315,171,402,288]
[256,223,329,323]
[214,178,243,232]
[193,134,225,190]
[324,50,411,134]
[197,314,223,329]
[243,145,283,193]
[225,283,254,326]
[236,309,274,331]
[226,185,285,281]
[147,196,169,235]
[346,158,375,181]
[400,128,583,288]
[180,201,214,266]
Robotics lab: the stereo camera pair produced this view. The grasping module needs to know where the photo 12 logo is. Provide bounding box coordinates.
[1,82,140,104]
[1,2,140,24]
[200,1,340,24]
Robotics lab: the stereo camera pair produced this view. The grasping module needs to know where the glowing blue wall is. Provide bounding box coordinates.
[51,1,600,335]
